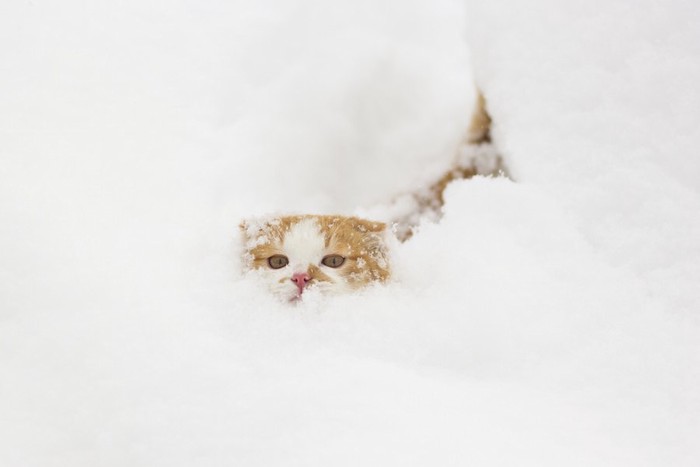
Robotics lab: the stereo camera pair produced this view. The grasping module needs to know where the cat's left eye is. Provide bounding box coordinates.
[321,254,345,268]
[268,255,289,269]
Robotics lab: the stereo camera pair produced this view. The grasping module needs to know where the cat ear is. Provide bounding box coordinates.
[352,218,386,234]
[238,219,251,241]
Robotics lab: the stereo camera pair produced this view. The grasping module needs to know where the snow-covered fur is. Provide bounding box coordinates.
[240,215,390,301]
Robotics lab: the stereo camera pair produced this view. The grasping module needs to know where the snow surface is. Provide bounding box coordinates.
[1,0,699,466]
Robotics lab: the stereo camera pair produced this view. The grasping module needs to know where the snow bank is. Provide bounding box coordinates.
[1,0,699,466]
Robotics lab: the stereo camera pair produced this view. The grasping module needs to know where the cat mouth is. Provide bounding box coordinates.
[288,289,304,302]
[287,283,316,302]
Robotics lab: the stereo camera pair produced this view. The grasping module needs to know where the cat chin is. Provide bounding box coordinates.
[274,288,313,303]
[270,285,299,302]
[270,280,347,303]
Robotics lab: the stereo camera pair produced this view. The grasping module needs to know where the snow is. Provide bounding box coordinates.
[1,0,699,466]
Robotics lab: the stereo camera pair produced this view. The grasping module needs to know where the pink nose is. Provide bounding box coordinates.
[291,272,311,292]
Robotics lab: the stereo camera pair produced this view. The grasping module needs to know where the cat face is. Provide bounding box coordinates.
[240,215,390,301]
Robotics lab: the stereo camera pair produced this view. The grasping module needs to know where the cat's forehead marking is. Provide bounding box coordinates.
[283,217,325,269]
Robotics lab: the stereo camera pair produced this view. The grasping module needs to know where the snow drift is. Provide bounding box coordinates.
[1,0,699,466]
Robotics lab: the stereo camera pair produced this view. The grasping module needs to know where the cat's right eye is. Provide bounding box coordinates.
[267,255,289,269]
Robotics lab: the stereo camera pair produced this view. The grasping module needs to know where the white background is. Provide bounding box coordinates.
[1,0,699,465]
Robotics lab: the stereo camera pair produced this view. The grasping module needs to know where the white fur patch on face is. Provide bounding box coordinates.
[282,218,325,273]
[244,216,359,302]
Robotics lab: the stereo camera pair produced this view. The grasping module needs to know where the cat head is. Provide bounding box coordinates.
[240,215,390,301]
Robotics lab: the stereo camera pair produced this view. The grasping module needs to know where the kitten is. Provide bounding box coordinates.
[240,215,390,301]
